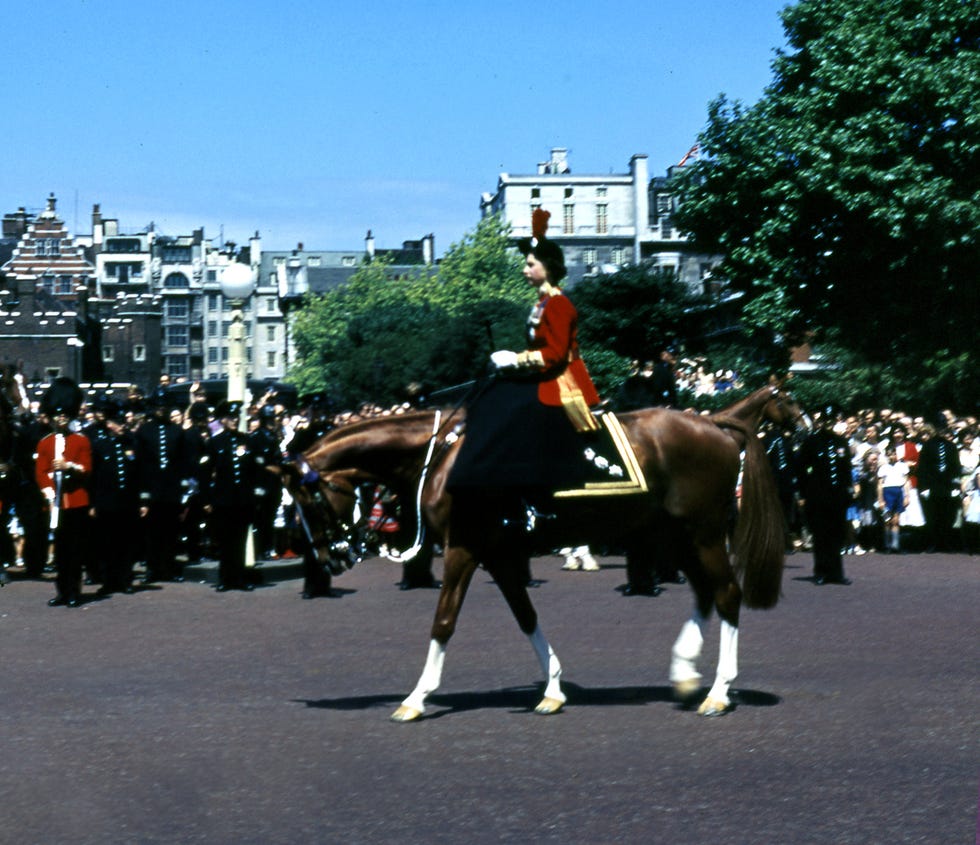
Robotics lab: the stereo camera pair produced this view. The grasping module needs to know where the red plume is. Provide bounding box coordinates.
[531,208,551,242]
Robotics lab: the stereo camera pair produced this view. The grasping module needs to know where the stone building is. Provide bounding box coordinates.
[0,195,162,389]
[480,147,721,289]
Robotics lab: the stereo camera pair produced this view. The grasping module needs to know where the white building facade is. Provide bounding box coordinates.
[480,147,720,290]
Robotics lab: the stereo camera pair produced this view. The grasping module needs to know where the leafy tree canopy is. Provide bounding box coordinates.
[673,0,979,411]
[289,215,528,407]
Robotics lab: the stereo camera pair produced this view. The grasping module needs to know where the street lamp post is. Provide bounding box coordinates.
[220,262,257,426]
[219,261,257,570]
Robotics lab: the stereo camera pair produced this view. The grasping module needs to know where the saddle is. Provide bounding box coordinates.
[553,411,647,499]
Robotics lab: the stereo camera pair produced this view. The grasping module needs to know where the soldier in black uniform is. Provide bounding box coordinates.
[181,402,212,564]
[286,394,334,599]
[619,346,682,596]
[204,399,257,591]
[250,404,283,561]
[90,400,140,595]
[797,407,853,585]
[916,414,963,552]
[136,388,190,583]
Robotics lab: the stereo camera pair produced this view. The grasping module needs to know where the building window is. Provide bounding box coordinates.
[133,345,146,362]
[564,187,573,199]
[167,357,188,378]
[611,247,626,265]
[208,293,219,311]
[56,276,73,295]
[207,320,217,337]
[102,345,115,362]
[37,238,61,256]
[307,256,321,267]
[531,187,540,199]
[208,347,218,364]
[596,186,607,197]
[266,325,276,342]
[273,256,285,267]
[166,300,188,319]
[160,246,191,263]
[207,269,217,282]
[222,320,230,338]
[583,248,597,266]
[596,204,608,235]
[264,297,275,312]
[41,274,55,294]
[342,256,357,267]
[266,350,277,368]
[221,347,229,362]
[164,272,189,289]
[563,204,574,234]
[166,326,188,347]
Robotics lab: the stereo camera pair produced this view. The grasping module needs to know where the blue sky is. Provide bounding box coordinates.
[6,0,790,255]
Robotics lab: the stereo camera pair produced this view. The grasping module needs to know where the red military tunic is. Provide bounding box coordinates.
[521,291,599,408]
[35,431,92,510]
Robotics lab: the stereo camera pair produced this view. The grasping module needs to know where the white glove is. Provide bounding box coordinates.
[490,350,519,370]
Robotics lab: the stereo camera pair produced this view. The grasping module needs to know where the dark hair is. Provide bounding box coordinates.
[516,207,567,283]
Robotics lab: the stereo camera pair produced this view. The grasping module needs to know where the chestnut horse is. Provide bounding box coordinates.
[285,383,800,721]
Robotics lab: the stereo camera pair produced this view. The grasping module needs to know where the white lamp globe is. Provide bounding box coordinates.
[220,262,256,300]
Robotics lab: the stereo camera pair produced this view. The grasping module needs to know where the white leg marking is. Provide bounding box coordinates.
[400,639,446,715]
[705,619,739,707]
[528,625,565,704]
[670,613,706,685]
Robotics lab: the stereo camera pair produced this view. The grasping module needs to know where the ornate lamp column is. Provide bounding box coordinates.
[220,262,257,425]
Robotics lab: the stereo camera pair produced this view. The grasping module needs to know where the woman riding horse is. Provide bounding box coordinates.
[447,208,599,517]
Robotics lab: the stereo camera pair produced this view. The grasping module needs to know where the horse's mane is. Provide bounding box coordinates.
[304,409,443,481]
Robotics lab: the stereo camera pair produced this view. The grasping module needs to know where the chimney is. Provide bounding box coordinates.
[422,234,434,266]
[92,204,104,246]
[365,230,375,259]
[250,230,261,268]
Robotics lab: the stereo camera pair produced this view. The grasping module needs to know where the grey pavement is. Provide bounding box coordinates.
[0,550,976,844]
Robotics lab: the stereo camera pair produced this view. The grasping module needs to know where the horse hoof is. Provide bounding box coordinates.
[390,705,423,723]
[672,678,701,702]
[534,697,565,715]
[697,697,731,717]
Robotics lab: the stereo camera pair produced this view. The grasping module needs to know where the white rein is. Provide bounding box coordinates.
[379,409,442,564]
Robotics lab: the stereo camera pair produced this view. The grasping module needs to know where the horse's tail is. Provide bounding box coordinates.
[713,415,785,609]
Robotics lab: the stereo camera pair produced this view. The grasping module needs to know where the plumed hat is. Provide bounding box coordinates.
[41,377,83,418]
[517,208,567,283]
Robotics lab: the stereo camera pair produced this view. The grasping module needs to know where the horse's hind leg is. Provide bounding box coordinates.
[391,547,478,723]
[674,538,741,717]
[669,537,741,716]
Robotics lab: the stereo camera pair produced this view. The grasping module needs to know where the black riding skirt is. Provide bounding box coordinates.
[447,377,590,492]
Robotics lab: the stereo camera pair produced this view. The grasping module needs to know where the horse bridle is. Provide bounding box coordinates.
[293,410,453,574]
[293,461,367,576]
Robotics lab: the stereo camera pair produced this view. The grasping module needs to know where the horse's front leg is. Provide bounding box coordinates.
[490,556,565,715]
[391,546,477,723]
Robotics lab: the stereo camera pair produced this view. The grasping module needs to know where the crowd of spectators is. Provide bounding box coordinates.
[766,407,980,556]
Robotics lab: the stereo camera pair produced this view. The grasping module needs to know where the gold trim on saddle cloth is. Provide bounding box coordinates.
[554,411,648,498]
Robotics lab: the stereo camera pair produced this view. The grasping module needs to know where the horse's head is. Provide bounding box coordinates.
[281,460,370,576]
[0,363,29,418]
[764,377,811,432]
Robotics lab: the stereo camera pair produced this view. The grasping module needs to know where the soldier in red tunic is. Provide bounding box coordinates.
[35,378,92,607]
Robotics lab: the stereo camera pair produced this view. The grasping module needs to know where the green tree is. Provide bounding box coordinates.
[674,0,980,411]
[288,215,530,407]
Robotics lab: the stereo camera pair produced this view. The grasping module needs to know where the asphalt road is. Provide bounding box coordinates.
[0,550,975,844]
